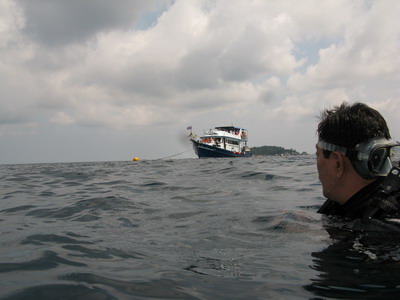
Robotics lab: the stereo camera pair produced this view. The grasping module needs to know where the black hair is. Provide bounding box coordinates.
[317,102,390,157]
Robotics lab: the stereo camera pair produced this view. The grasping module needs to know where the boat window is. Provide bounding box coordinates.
[226,139,239,145]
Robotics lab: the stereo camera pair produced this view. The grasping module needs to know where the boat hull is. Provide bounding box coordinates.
[191,140,252,158]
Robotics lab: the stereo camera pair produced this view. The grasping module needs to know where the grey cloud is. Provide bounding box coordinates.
[116,63,176,98]
[219,26,270,82]
[174,28,270,90]
[16,0,171,46]
[176,52,220,90]
[257,90,276,104]
[0,69,38,125]
[69,61,176,103]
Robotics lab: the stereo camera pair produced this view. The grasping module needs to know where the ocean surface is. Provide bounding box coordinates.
[1,156,400,299]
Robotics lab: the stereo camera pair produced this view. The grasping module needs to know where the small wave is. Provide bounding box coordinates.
[184,256,240,278]
[235,171,287,182]
[21,234,94,246]
[63,245,144,260]
[60,273,199,299]
[4,284,114,300]
[252,211,318,232]
[1,205,36,213]
[0,250,86,274]
[25,196,135,221]
[167,210,205,219]
[142,181,167,187]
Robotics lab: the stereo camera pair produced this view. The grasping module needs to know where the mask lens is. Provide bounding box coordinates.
[390,146,400,166]
[369,147,388,173]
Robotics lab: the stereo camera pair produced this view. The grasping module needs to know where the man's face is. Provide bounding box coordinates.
[316,145,337,200]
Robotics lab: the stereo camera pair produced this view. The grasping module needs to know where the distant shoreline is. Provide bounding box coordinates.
[250,145,308,156]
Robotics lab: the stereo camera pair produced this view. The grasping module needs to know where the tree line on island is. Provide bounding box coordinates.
[250,145,308,156]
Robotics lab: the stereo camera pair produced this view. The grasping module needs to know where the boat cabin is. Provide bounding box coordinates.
[199,126,249,153]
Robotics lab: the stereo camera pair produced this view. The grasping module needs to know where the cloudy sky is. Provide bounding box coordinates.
[1,0,399,163]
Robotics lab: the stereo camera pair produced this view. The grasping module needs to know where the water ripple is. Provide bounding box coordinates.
[2,157,397,299]
[0,251,86,273]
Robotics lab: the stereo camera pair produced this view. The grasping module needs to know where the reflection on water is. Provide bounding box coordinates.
[306,216,400,299]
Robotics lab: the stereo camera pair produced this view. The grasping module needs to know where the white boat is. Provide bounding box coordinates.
[188,126,252,158]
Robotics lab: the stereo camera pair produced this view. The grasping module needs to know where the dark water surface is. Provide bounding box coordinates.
[1,156,400,299]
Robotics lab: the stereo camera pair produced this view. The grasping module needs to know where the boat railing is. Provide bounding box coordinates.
[204,129,244,136]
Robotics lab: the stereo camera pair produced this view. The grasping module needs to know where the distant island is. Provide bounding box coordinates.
[251,145,308,156]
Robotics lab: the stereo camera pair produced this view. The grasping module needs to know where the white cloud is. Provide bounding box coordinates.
[288,1,400,92]
[271,89,350,122]
[1,0,399,162]
[0,0,24,47]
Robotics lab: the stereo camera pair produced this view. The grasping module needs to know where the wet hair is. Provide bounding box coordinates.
[317,102,391,158]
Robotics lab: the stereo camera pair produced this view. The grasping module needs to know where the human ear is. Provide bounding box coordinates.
[331,152,345,177]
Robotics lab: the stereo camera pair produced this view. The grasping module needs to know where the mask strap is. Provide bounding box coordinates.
[318,140,366,161]
[317,140,347,155]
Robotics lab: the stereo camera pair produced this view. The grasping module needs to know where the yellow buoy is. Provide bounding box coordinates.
[133,157,140,161]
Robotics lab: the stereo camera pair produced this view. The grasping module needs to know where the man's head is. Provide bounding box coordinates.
[316,102,393,204]
[317,102,390,149]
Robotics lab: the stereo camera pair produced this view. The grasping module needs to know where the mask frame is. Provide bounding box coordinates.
[317,138,400,179]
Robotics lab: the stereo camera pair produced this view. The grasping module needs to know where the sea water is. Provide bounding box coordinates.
[1,156,400,299]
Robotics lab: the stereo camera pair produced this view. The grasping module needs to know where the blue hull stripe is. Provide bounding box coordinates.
[191,140,252,158]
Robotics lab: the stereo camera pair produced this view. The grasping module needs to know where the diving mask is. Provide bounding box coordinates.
[318,138,400,179]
